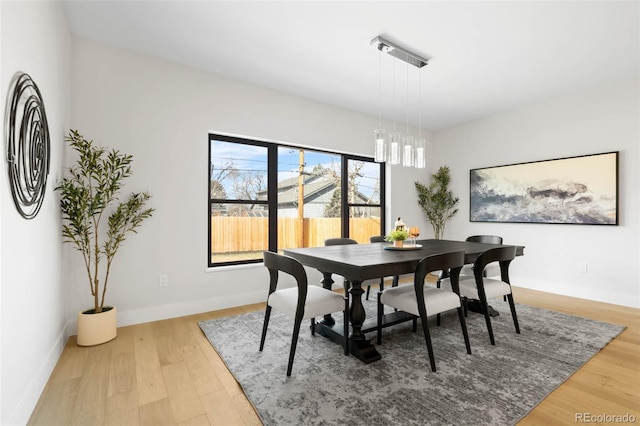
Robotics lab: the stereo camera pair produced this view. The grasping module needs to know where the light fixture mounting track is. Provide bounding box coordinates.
[370,36,429,69]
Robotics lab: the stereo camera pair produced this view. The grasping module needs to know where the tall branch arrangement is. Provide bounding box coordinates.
[415,165,459,240]
[56,130,154,313]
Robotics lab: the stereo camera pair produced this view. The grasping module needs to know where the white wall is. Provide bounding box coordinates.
[1,4,4,422]
[0,2,71,424]
[432,78,639,308]
[69,38,430,329]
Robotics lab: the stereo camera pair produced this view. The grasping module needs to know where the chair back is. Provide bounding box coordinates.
[466,235,503,244]
[414,251,466,296]
[263,251,308,298]
[473,246,516,283]
[324,238,358,246]
[323,238,359,290]
[369,235,385,243]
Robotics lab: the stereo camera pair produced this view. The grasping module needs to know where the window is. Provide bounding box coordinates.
[346,158,384,242]
[209,134,385,267]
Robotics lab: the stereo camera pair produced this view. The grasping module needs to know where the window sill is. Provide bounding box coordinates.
[205,262,264,273]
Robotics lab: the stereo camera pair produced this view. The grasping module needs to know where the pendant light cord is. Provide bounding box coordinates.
[392,59,396,130]
[406,59,409,135]
[378,50,382,129]
[418,67,422,137]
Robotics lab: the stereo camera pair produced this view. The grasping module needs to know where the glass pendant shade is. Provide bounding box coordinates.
[402,136,414,167]
[374,129,386,162]
[415,138,426,169]
[389,132,401,165]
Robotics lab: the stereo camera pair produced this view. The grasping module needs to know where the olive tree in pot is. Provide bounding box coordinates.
[415,165,459,240]
[56,130,154,346]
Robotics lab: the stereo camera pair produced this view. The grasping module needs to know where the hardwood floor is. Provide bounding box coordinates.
[511,287,640,425]
[28,287,639,425]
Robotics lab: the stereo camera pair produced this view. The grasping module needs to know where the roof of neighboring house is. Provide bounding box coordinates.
[257,173,372,205]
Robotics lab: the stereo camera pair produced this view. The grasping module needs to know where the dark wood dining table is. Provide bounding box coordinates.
[284,238,525,363]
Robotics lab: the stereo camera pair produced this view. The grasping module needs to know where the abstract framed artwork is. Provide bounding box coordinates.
[5,72,50,219]
[470,152,618,225]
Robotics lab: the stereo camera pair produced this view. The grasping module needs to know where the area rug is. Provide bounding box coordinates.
[198,297,624,426]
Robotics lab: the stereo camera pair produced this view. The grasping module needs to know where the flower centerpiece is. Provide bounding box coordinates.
[385,217,410,247]
[385,229,410,247]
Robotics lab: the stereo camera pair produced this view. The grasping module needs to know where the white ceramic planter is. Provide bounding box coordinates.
[77,306,117,346]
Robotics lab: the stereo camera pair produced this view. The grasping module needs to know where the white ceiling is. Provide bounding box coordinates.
[63,1,639,131]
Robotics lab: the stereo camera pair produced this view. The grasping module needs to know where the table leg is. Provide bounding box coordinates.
[319,271,335,326]
[314,275,381,363]
[348,280,381,363]
[348,281,366,340]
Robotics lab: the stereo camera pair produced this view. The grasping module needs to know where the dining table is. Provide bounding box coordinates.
[284,238,525,363]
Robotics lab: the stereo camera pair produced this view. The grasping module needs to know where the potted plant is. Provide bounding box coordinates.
[56,130,154,346]
[384,229,410,247]
[415,165,459,240]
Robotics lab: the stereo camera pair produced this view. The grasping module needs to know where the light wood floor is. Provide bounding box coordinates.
[28,287,639,425]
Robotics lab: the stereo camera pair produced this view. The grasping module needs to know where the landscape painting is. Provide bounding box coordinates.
[470,152,618,225]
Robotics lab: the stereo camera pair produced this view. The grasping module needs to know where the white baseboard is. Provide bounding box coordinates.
[10,327,67,426]
[512,275,639,309]
[65,290,267,335]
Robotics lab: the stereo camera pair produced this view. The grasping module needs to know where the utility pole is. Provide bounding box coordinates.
[297,150,304,247]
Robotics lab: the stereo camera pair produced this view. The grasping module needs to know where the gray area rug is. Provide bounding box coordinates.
[199,296,624,426]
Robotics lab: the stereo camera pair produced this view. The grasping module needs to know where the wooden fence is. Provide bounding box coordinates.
[211,217,382,253]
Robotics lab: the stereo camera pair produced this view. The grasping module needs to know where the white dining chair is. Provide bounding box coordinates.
[377,251,471,372]
[436,235,504,325]
[441,246,520,345]
[260,251,349,376]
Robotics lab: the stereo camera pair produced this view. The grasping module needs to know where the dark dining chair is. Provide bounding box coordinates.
[367,235,400,300]
[437,234,504,324]
[325,238,380,298]
[459,235,503,279]
[260,251,348,376]
[377,251,471,372]
[443,246,520,345]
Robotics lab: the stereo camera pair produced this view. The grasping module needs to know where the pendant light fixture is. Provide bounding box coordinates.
[374,49,386,162]
[415,64,426,169]
[371,36,428,169]
[388,58,401,165]
[402,60,414,167]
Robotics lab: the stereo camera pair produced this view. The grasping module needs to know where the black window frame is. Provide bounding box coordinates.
[208,133,386,267]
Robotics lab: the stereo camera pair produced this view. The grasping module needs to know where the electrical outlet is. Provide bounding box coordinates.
[578,262,588,273]
[159,274,169,287]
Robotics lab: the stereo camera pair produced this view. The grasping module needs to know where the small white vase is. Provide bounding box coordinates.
[77,306,117,346]
[393,240,404,248]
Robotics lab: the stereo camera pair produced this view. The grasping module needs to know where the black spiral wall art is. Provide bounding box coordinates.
[5,72,50,219]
